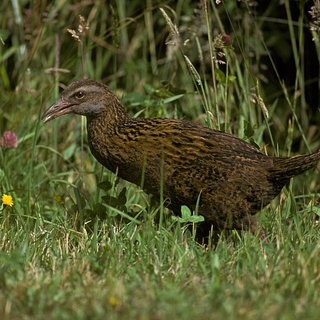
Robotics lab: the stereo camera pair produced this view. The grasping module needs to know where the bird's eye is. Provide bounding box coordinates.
[74,91,85,99]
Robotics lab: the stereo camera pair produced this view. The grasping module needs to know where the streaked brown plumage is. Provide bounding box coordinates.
[43,79,320,237]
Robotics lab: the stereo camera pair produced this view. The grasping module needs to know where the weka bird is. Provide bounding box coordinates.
[43,79,320,235]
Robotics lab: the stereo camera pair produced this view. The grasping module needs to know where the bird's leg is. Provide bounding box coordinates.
[235,215,268,243]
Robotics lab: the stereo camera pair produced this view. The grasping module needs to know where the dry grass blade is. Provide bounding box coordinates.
[159,7,180,46]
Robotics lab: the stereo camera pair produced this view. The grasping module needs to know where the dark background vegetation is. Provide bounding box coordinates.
[1,1,319,144]
[0,1,320,319]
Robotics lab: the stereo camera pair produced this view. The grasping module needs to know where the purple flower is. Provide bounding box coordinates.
[0,131,18,149]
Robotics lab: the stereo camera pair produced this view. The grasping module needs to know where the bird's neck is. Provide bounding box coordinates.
[87,100,129,134]
[85,102,131,171]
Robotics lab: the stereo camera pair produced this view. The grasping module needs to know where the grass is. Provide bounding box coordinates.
[1,0,320,319]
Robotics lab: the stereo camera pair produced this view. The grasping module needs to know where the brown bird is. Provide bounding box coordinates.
[43,79,320,238]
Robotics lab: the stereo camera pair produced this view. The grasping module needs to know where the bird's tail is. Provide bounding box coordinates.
[271,149,320,181]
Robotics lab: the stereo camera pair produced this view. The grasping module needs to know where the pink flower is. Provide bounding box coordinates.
[0,131,18,149]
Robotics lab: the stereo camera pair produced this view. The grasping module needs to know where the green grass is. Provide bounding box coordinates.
[1,1,320,319]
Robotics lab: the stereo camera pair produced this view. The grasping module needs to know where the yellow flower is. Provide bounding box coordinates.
[54,195,64,205]
[2,194,14,207]
[108,296,118,306]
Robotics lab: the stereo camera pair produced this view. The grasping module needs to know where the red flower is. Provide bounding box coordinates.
[0,131,18,149]
[221,34,232,45]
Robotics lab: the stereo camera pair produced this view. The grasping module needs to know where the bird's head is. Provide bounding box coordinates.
[43,79,123,122]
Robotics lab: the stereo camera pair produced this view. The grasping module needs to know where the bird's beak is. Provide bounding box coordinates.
[43,98,74,123]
